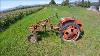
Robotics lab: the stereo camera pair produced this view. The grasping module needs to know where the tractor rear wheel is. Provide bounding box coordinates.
[59,22,80,41]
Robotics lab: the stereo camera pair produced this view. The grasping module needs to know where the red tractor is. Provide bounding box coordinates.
[28,16,83,43]
[58,17,83,41]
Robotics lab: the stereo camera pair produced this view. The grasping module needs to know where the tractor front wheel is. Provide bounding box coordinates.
[27,33,37,43]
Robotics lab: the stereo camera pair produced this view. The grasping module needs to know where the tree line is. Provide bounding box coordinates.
[49,0,92,7]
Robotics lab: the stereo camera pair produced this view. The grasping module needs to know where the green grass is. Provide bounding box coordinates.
[0,6,100,56]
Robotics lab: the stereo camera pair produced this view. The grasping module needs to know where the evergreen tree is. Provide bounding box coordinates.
[61,0,69,6]
[77,0,91,7]
[82,0,84,3]
[49,0,56,5]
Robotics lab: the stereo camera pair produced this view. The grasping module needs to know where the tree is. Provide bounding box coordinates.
[77,0,91,7]
[49,0,56,5]
[61,0,69,6]
[82,0,84,3]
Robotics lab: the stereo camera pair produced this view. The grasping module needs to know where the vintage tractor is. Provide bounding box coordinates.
[58,17,83,41]
[28,15,83,43]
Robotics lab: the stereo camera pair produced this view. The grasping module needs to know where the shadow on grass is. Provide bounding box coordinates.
[36,30,50,41]
[76,31,84,41]
[34,30,60,42]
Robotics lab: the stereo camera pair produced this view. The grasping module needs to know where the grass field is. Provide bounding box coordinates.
[0,6,100,56]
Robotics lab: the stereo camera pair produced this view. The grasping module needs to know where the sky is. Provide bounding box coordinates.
[0,0,99,11]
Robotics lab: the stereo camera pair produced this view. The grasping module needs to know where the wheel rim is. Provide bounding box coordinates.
[63,25,80,41]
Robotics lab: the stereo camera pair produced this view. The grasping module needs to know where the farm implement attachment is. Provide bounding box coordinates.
[28,14,83,43]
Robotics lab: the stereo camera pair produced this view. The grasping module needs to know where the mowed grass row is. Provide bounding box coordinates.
[0,6,100,56]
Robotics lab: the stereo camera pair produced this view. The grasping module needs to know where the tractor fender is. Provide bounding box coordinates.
[74,20,83,31]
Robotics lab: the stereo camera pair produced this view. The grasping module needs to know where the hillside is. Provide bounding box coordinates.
[0,6,100,56]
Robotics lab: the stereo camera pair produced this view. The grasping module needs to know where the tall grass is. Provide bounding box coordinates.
[0,7,43,32]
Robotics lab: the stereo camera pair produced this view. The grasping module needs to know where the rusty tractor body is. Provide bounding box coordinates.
[28,16,83,43]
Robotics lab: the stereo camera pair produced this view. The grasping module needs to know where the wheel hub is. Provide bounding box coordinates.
[63,25,80,40]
